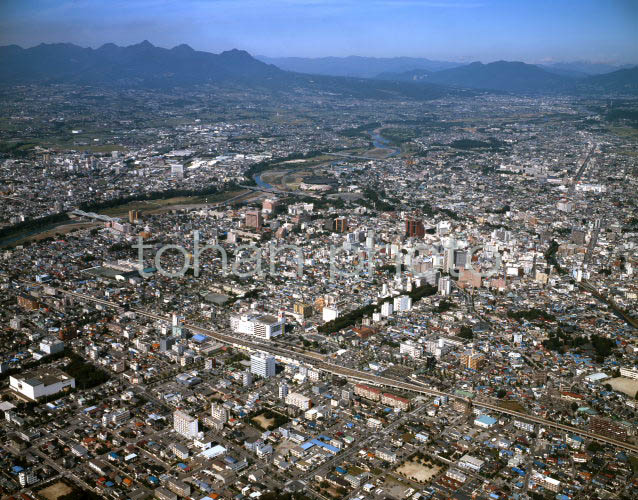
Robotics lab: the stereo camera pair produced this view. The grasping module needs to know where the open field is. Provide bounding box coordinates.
[497,400,528,413]
[252,413,276,430]
[396,458,442,483]
[608,377,638,398]
[38,481,74,500]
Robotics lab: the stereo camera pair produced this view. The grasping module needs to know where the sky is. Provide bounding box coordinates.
[1,0,637,63]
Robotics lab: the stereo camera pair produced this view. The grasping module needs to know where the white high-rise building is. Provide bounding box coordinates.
[322,306,339,322]
[18,470,37,487]
[211,404,228,423]
[173,410,198,438]
[393,295,412,312]
[250,352,276,378]
[439,276,452,296]
[381,301,393,317]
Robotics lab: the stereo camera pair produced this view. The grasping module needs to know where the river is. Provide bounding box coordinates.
[0,219,90,248]
[369,129,401,157]
[252,129,399,189]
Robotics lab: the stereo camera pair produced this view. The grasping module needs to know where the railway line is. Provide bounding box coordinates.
[26,283,638,455]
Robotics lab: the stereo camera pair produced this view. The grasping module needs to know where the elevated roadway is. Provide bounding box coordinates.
[31,284,638,455]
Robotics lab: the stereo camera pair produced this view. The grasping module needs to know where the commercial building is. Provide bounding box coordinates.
[458,454,485,472]
[18,293,40,310]
[474,415,497,429]
[262,197,279,213]
[294,302,313,318]
[250,352,276,378]
[230,313,285,340]
[322,307,339,322]
[9,368,75,401]
[39,338,65,355]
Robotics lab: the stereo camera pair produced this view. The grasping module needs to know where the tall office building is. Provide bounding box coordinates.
[245,210,263,230]
[333,217,348,233]
[262,198,279,213]
[250,352,276,378]
[405,216,425,238]
[279,382,289,399]
[173,410,198,438]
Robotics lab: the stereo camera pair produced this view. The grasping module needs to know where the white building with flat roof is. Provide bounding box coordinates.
[620,367,638,380]
[458,454,484,472]
[400,340,422,358]
[9,368,75,401]
[230,313,285,340]
[250,352,276,378]
[285,392,312,410]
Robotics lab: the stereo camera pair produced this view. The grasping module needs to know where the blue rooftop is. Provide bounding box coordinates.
[476,415,498,426]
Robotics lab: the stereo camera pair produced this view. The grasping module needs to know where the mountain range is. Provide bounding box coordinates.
[257,56,632,80]
[1,41,636,96]
[256,55,461,78]
[0,41,464,100]
[376,60,638,93]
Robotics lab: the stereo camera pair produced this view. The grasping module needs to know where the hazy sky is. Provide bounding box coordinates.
[1,0,637,63]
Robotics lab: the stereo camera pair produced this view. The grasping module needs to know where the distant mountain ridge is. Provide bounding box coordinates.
[376,60,638,93]
[1,42,636,96]
[541,61,634,76]
[0,41,283,86]
[378,61,570,92]
[0,41,460,100]
[256,55,461,78]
